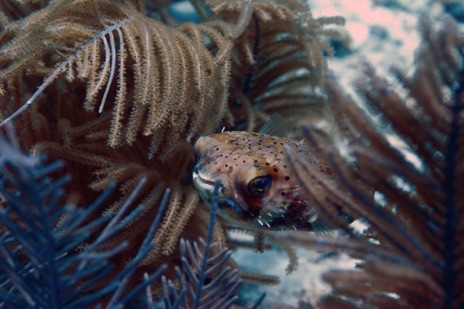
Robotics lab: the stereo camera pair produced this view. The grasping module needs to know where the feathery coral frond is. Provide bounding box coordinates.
[0,1,232,154]
[283,16,464,308]
[208,0,344,132]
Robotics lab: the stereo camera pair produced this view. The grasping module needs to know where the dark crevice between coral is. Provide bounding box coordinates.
[240,14,261,100]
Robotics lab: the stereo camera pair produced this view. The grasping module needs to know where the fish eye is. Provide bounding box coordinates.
[247,175,272,197]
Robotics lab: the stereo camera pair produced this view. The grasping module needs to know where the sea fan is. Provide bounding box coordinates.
[0,127,168,308]
[159,183,240,309]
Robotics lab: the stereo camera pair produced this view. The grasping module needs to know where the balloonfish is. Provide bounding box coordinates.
[192,116,332,231]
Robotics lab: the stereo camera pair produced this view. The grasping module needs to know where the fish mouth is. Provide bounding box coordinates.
[192,166,217,203]
[193,172,215,188]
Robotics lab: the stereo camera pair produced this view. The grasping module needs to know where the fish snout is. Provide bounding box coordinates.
[192,163,211,179]
[192,164,229,202]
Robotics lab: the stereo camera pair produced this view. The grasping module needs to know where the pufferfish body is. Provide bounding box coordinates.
[192,123,331,231]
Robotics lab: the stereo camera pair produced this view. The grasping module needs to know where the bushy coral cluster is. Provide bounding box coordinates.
[0,0,341,301]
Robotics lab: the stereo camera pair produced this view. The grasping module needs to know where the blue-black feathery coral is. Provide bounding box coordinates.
[157,181,266,309]
[159,181,241,309]
[0,130,169,308]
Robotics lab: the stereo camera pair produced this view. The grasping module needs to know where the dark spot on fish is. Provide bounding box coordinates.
[285,176,290,181]
[225,164,228,167]
[215,162,218,165]
[266,162,270,166]
[234,158,237,160]
[280,143,284,145]
[283,165,287,168]
[274,168,278,173]
[225,156,228,158]
[216,147,219,150]
[243,160,246,163]
[267,146,271,148]
[281,192,286,196]
[254,160,258,162]
[273,142,277,144]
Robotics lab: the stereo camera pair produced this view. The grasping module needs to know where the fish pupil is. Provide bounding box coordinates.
[247,175,271,197]
[254,180,266,190]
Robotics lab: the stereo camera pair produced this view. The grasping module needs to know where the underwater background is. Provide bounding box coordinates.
[1,0,463,308]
